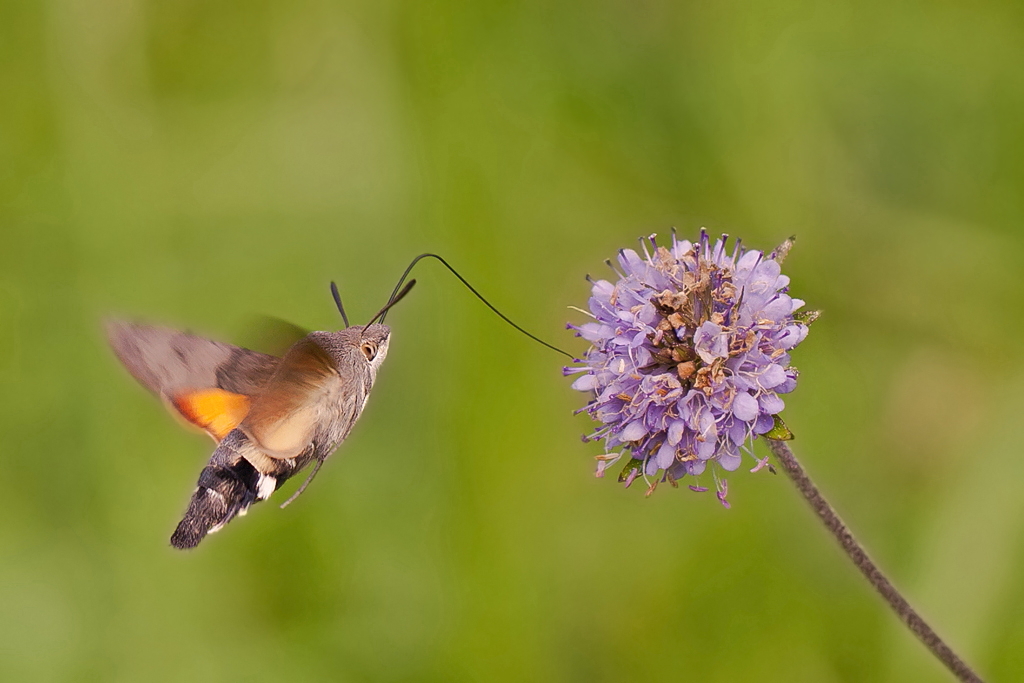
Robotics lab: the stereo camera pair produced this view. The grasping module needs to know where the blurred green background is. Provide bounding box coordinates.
[2,0,1022,681]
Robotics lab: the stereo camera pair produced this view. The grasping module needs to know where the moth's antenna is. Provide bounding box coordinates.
[330,281,350,328]
[366,279,417,327]
[279,458,325,509]
[382,253,573,359]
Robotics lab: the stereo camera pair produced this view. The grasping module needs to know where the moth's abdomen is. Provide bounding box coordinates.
[170,436,276,549]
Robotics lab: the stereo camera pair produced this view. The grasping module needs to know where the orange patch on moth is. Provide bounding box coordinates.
[172,389,251,441]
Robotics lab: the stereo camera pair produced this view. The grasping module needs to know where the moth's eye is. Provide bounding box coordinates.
[360,342,377,361]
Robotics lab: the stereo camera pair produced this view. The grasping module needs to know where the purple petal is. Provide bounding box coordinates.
[667,419,686,445]
[655,440,676,469]
[591,279,615,301]
[777,324,808,350]
[753,413,775,434]
[620,421,647,441]
[578,322,613,342]
[775,372,798,394]
[759,393,785,415]
[571,374,599,392]
[736,249,761,273]
[694,321,729,363]
[618,249,645,275]
[695,434,717,460]
[758,364,787,389]
[728,419,750,445]
[761,295,793,322]
[718,450,741,471]
[732,392,758,421]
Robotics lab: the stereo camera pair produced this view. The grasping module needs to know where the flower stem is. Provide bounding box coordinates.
[766,439,982,682]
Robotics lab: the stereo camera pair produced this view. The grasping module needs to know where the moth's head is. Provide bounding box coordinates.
[356,323,390,370]
[309,323,389,374]
[323,278,404,373]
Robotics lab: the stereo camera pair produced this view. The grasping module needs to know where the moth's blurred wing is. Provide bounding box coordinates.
[107,321,281,440]
[241,338,340,460]
[237,316,310,357]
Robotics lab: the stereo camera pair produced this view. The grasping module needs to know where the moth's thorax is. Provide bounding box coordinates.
[288,325,390,451]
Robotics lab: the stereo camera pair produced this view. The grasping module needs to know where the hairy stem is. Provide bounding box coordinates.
[766,439,982,682]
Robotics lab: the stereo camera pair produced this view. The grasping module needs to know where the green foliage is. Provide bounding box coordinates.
[766,416,795,441]
[1,0,1022,680]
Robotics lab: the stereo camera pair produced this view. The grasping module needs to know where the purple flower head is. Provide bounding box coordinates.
[566,231,812,503]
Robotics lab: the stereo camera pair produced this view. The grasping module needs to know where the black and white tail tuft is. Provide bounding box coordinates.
[170,449,261,549]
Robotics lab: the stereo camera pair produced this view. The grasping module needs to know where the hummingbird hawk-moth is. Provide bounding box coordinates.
[108,280,415,549]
